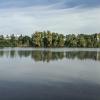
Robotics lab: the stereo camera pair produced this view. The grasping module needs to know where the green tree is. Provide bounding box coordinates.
[32,32,41,47]
[58,34,65,47]
[77,34,86,47]
[52,32,58,47]
[46,31,52,47]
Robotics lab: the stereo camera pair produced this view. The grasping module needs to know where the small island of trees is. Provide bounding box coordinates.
[0,31,100,48]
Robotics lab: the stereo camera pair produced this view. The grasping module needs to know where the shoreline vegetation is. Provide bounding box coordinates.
[0,31,100,48]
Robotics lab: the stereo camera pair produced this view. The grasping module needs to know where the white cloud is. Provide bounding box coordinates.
[0,4,100,35]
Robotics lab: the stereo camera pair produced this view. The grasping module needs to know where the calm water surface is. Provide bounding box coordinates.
[0,48,100,100]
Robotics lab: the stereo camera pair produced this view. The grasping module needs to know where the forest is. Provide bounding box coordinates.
[0,31,100,48]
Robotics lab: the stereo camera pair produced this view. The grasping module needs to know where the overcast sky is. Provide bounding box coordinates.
[0,0,100,35]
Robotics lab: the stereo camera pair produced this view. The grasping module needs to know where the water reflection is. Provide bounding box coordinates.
[0,49,100,62]
[0,48,100,100]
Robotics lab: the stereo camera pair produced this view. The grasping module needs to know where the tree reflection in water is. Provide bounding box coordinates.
[0,49,100,62]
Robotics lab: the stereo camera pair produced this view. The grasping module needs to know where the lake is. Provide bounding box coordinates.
[0,48,100,100]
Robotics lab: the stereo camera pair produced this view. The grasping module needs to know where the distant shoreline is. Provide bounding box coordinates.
[0,47,100,51]
[0,31,100,48]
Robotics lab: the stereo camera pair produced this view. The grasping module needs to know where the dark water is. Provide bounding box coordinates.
[0,48,100,100]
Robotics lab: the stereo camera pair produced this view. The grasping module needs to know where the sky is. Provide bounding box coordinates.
[0,0,100,35]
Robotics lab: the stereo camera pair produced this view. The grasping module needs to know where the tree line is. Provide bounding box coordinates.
[0,31,100,48]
